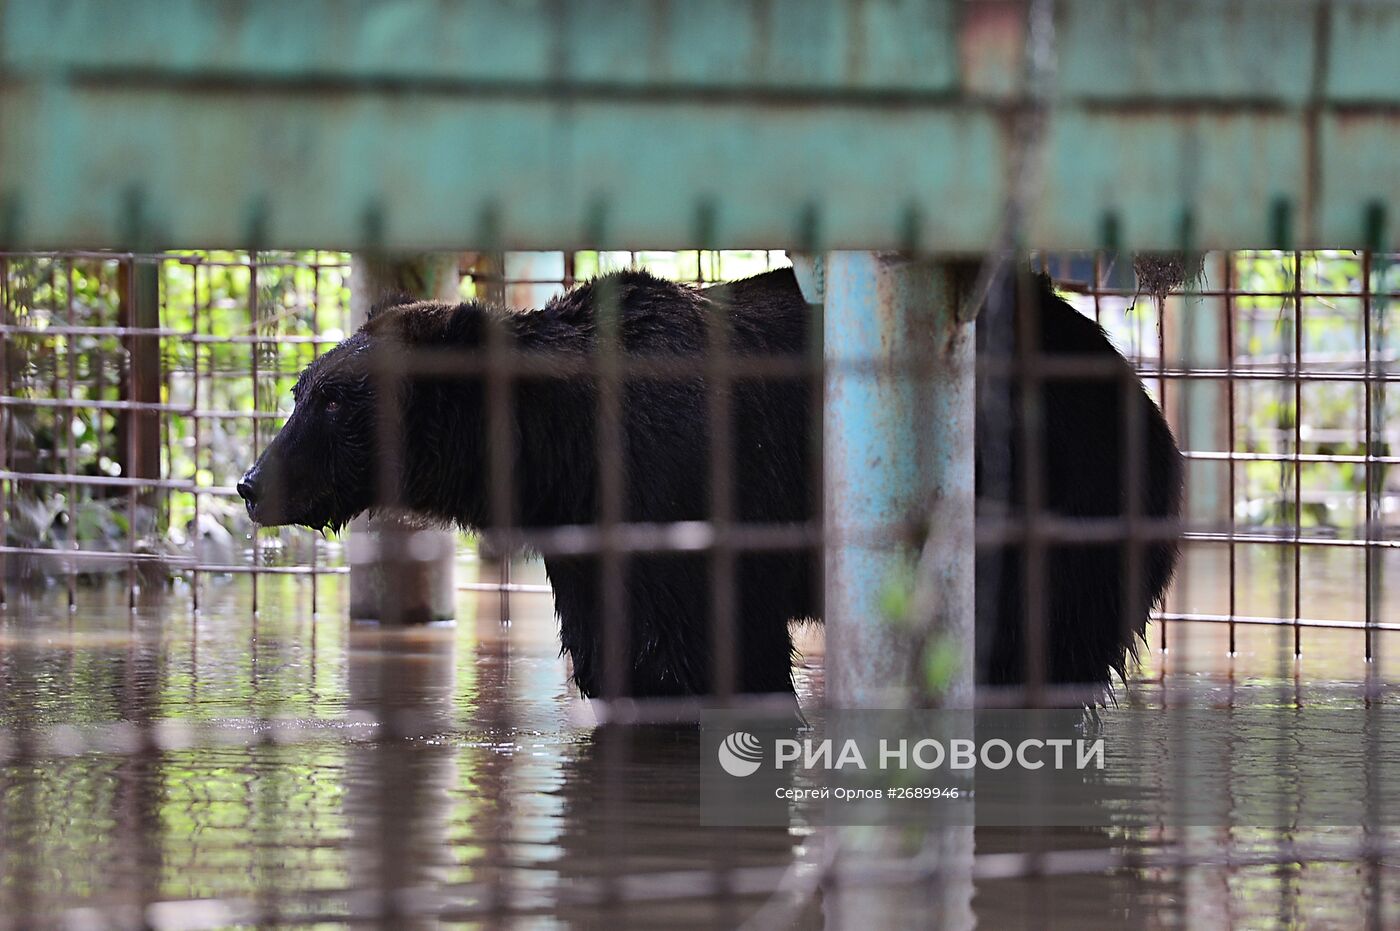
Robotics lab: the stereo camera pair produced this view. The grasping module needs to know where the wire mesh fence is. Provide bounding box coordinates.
[1,247,1397,927]
[0,251,353,608]
[2,248,1395,712]
[1049,251,1399,684]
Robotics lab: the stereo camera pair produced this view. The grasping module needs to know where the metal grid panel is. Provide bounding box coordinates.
[0,252,352,610]
[1050,250,1398,683]
[2,248,1398,927]
[2,249,1395,695]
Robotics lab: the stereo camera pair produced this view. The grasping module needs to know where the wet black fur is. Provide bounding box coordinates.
[245,267,1182,698]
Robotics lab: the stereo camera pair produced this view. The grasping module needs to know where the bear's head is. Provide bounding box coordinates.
[238,294,483,532]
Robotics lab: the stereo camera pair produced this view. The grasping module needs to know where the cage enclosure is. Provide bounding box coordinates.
[1,2,1398,929]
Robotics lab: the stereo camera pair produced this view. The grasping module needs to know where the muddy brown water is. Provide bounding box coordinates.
[1,558,1397,929]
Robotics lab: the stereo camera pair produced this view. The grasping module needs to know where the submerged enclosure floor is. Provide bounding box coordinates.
[0,562,1397,929]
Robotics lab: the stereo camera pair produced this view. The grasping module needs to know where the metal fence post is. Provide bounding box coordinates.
[348,254,460,624]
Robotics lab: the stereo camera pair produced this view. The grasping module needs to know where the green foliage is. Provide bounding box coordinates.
[878,553,919,627]
[2,251,352,569]
[1232,251,1394,535]
[921,634,962,694]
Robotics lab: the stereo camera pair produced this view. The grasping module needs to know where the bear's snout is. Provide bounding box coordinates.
[237,467,262,522]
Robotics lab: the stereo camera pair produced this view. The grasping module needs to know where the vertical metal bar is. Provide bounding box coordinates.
[1225,253,1238,658]
[1136,287,1159,672]
[190,259,203,615]
[1155,268,1171,661]
[591,236,630,928]
[1292,251,1303,662]
[1272,253,1292,686]
[309,256,320,618]
[160,258,174,587]
[0,253,9,608]
[65,258,78,612]
[477,248,517,926]
[1360,246,1382,931]
[1016,263,1049,704]
[1362,238,1388,931]
[477,249,515,631]
[706,247,736,699]
[250,253,261,616]
[483,263,514,610]
[125,256,138,612]
[1361,249,1374,665]
[1091,252,1104,324]
[596,272,627,700]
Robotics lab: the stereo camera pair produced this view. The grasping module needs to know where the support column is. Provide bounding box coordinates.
[348,254,460,624]
[821,252,976,708]
[818,251,977,931]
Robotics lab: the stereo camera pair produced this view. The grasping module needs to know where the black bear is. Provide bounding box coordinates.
[239,266,1182,699]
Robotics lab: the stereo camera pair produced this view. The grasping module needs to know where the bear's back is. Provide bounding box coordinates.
[519,266,810,360]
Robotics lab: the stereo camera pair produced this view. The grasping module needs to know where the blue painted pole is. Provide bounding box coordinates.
[820,251,976,709]
[812,251,977,928]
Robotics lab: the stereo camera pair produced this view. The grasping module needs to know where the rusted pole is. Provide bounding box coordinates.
[348,254,460,624]
[115,259,161,495]
[117,258,163,591]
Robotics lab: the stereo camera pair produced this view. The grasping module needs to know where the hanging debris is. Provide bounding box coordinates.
[1133,251,1206,301]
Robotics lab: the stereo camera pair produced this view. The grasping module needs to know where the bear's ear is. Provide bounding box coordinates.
[367,291,418,321]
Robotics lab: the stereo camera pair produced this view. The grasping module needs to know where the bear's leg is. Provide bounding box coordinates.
[545,553,715,698]
[544,555,605,697]
[544,553,800,698]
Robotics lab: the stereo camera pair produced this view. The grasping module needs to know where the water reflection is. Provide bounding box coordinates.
[346,626,457,927]
[0,568,1396,928]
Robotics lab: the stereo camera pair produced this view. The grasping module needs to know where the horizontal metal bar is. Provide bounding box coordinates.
[2,519,1389,569]
[190,410,289,422]
[1,0,965,94]
[196,564,346,576]
[0,396,191,413]
[1,102,1395,251]
[0,545,343,576]
[1182,529,1400,549]
[0,544,189,563]
[1058,283,1400,301]
[1158,611,1400,633]
[1182,449,1400,466]
[0,2,1395,249]
[1122,367,1400,384]
[0,323,186,338]
[457,581,552,594]
[187,333,343,345]
[0,469,193,490]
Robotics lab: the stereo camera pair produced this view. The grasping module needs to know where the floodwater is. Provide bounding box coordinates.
[1,560,1397,929]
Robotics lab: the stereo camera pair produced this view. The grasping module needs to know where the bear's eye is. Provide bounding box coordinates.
[325,398,340,414]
